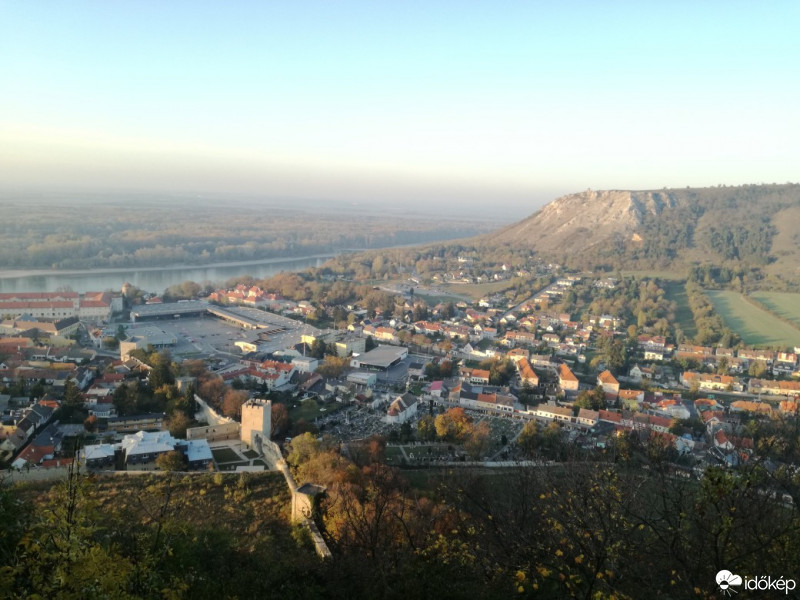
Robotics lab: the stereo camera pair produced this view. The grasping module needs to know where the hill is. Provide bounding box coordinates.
[485,183,800,279]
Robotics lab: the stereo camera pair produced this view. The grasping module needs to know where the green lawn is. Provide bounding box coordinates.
[211,447,241,464]
[288,397,326,423]
[662,280,697,339]
[242,449,259,459]
[706,290,800,347]
[750,292,800,329]
[415,293,463,306]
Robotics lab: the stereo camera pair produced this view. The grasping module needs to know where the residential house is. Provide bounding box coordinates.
[597,370,620,395]
[576,408,599,427]
[558,364,579,392]
[618,389,645,409]
[748,378,800,397]
[534,404,574,423]
[681,371,737,391]
[516,358,539,387]
[729,400,772,416]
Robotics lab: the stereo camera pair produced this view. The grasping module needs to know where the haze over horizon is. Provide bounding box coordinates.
[2,1,798,214]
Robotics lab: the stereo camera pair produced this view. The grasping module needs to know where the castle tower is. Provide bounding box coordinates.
[240,398,272,447]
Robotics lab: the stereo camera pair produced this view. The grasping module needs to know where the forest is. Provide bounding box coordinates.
[3,422,800,599]
[0,194,496,270]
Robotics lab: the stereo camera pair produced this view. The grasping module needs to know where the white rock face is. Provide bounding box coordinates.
[490,189,676,254]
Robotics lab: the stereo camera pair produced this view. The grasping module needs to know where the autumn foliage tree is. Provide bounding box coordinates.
[222,389,248,419]
[434,407,473,442]
[271,402,290,437]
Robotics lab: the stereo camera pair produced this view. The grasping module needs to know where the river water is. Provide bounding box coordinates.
[0,255,334,294]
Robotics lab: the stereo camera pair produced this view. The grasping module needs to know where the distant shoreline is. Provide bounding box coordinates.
[0,253,340,280]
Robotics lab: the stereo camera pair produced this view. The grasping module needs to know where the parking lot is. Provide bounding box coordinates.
[117,310,319,361]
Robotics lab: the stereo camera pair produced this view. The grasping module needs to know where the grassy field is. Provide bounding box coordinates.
[288,397,332,423]
[414,292,463,306]
[706,290,800,347]
[750,291,800,329]
[442,280,515,300]
[662,280,697,339]
[211,447,241,463]
[620,270,685,280]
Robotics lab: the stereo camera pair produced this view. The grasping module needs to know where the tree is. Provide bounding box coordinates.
[749,360,768,378]
[199,376,226,411]
[442,302,456,319]
[222,389,248,419]
[416,414,437,441]
[30,378,45,400]
[424,362,440,380]
[464,421,491,460]
[102,335,119,349]
[606,339,627,371]
[434,407,473,442]
[61,379,83,418]
[148,351,175,390]
[517,420,540,456]
[83,414,98,433]
[518,381,536,407]
[479,357,515,386]
[287,432,321,468]
[167,411,191,438]
[271,403,290,437]
[156,450,186,472]
[9,462,135,597]
[716,356,729,375]
[399,421,413,443]
[316,355,350,378]
[574,386,605,411]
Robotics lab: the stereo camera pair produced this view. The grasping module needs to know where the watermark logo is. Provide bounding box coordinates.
[716,570,742,596]
[716,569,796,595]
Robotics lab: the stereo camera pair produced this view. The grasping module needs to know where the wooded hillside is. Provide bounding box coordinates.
[485,183,800,280]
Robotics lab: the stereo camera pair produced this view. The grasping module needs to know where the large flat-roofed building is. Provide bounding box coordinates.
[131,300,209,321]
[0,292,117,322]
[118,325,177,360]
[120,430,178,464]
[350,345,408,371]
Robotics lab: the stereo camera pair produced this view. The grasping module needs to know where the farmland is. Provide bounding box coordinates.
[706,290,800,347]
[750,291,800,329]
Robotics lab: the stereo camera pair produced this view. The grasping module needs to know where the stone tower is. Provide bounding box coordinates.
[240,398,272,448]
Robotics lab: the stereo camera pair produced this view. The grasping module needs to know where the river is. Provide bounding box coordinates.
[0,254,335,294]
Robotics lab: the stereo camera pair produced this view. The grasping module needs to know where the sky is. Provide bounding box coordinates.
[1,1,798,214]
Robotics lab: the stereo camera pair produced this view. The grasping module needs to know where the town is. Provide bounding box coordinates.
[3,252,799,485]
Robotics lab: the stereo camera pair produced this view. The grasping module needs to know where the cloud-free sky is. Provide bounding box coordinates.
[1,1,798,210]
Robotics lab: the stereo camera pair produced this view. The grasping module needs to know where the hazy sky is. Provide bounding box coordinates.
[1,1,798,212]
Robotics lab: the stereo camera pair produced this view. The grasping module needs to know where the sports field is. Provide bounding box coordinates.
[706,290,800,347]
[750,292,800,329]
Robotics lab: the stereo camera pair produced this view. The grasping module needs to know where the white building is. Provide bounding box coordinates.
[385,393,418,424]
